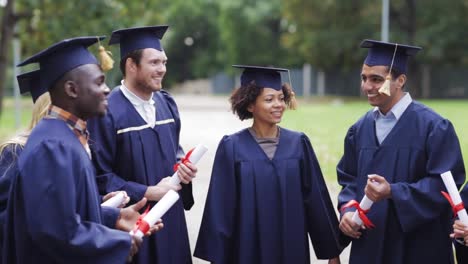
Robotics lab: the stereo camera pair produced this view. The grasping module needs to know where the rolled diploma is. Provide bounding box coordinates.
[441,171,468,225]
[351,195,374,225]
[130,189,180,238]
[101,191,125,207]
[169,144,208,185]
[352,175,379,225]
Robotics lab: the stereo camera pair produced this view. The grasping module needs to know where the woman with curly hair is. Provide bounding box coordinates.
[195,65,343,264]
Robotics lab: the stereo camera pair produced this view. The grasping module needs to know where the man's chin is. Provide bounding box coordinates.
[97,108,108,117]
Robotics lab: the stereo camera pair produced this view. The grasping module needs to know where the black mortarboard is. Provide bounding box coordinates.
[17,36,104,92]
[232,65,288,91]
[108,25,169,59]
[361,39,422,74]
[17,70,46,103]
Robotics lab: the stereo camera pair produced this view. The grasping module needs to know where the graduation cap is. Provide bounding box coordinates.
[108,25,169,59]
[232,65,289,91]
[17,36,105,93]
[17,70,46,103]
[361,39,422,96]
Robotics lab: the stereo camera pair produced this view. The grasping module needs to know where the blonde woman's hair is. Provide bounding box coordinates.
[0,92,51,162]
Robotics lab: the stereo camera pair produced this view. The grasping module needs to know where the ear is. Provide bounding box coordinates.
[126,57,137,74]
[63,80,79,99]
[247,103,254,113]
[396,74,407,89]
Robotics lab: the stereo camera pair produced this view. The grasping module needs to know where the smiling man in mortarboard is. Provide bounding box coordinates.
[337,39,465,264]
[88,26,198,264]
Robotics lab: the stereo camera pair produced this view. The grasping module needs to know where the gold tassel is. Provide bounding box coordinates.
[378,75,391,96]
[97,38,114,72]
[289,91,298,110]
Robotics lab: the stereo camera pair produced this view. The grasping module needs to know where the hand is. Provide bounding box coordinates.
[328,257,341,264]
[146,219,164,236]
[144,177,182,201]
[339,212,362,239]
[116,198,148,232]
[102,191,130,208]
[364,174,391,202]
[450,219,468,245]
[176,162,198,184]
[126,233,143,263]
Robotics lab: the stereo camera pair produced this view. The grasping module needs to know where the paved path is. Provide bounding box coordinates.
[174,94,350,263]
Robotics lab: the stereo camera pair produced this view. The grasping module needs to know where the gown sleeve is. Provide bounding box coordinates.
[20,140,131,263]
[100,206,120,228]
[337,125,359,215]
[390,119,466,232]
[194,136,237,263]
[301,134,344,258]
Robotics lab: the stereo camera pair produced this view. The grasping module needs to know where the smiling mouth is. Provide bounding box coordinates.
[367,93,378,98]
[272,111,282,117]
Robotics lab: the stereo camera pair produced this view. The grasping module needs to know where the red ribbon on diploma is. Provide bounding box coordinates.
[132,205,150,235]
[441,191,465,217]
[173,148,194,172]
[341,200,375,229]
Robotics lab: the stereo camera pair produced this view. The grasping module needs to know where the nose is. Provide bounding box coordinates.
[102,83,110,96]
[157,63,167,74]
[273,98,283,107]
[361,79,374,92]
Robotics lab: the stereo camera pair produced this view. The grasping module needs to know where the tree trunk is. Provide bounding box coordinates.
[0,0,16,117]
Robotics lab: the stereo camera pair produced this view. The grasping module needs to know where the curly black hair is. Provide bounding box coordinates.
[229,81,295,121]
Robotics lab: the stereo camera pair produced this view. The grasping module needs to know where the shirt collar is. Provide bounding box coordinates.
[120,80,154,107]
[373,92,412,120]
[47,105,88,135]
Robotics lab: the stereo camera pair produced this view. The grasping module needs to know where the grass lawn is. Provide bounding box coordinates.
[281,97,468,182]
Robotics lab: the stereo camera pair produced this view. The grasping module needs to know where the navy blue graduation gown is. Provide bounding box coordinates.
[88,87,192,264]
[2,119,131,264]
[337,101,465,264]
[454,185,468,263]
[0,144,22,260]
[194,128,343,264]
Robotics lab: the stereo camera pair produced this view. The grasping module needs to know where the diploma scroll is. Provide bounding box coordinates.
[351,195,374,226]
[130,189,180,238]
[101,191,125,207]
[441,171,468,225]
[169,144,208,186]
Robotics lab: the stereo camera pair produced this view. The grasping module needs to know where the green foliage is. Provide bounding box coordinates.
[282,0,379,70]
[161,0,223,85]
[217,0,292,72]
[281,0,468,71]
[7,0,468,87]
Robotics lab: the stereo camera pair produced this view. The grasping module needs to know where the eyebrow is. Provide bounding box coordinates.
[361,73,385,79]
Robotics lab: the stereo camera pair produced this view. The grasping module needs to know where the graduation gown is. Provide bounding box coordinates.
[337,101,465,264]
[194,128,343,264]
[88,87,193,264]
[2,118,131,264]
[0,144,22,260]
[454,185,468,263]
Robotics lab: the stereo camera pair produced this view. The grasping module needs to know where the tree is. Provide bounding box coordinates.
[282,0,378,71]
[217,0,292,72]
[160,0,223,86]
[0,0,18,116]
